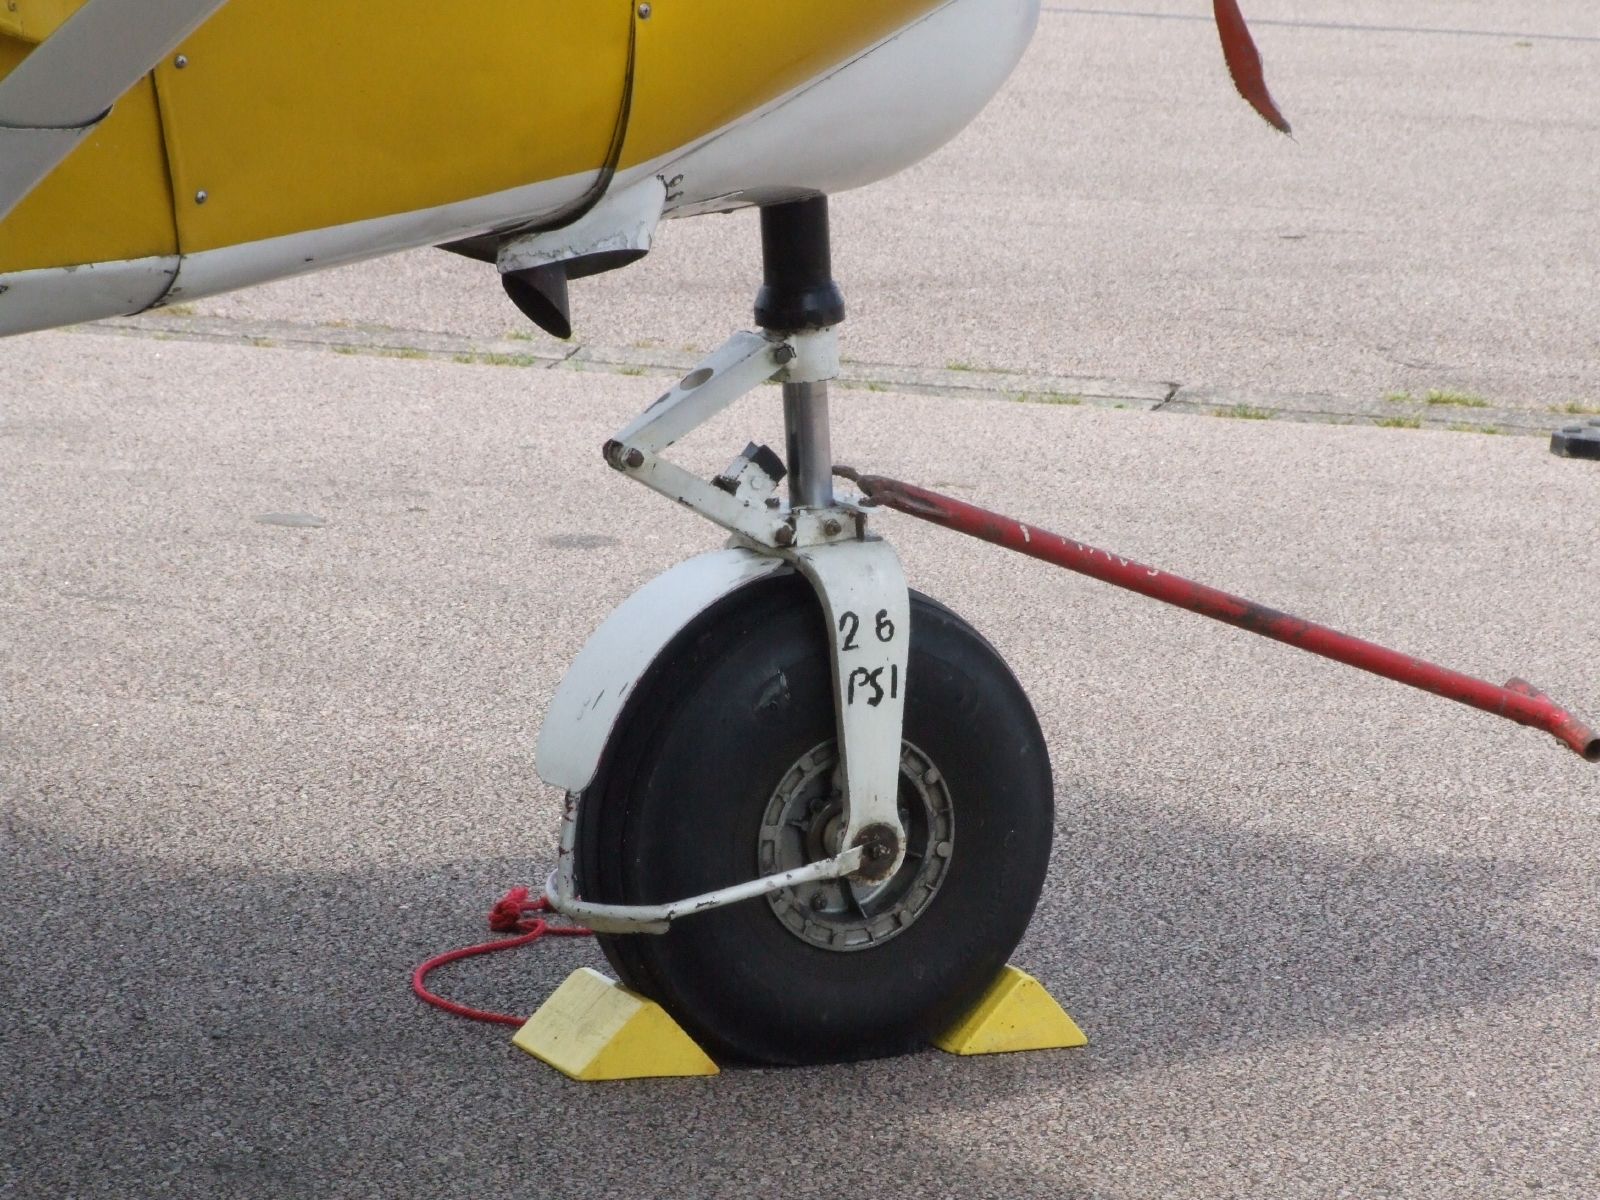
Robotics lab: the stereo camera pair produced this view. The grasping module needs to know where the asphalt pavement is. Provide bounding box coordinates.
[4,4,1599,1198]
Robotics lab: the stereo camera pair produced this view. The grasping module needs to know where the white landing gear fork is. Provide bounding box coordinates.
[537,197,911,933]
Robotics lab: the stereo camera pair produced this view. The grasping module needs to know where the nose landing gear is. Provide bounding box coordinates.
[534,197,1059,1065]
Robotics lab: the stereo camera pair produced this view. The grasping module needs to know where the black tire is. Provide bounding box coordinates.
[575,573,1053,1065]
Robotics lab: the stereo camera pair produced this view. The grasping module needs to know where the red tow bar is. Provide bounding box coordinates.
[838,469,1599,763]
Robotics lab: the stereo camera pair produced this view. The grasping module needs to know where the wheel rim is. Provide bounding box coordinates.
[757,739,953,951]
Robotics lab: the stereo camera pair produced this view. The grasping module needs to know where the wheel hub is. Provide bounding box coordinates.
[757,740,953,951]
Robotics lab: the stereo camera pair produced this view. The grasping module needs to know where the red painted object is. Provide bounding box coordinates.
[839,470,1599,763]
[412,889,591,1027]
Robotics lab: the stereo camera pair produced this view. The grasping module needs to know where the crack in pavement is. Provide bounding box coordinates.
[72,311,1584,439]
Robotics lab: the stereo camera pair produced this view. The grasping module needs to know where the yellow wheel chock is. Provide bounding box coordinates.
[931,965,1087,1056]
[514,965,1083,1079]
[512,968,719,1081]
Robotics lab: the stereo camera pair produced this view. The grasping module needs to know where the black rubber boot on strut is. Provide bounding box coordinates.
[753,196,846,333]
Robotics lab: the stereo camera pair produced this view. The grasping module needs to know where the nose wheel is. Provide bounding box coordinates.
[574,575,1054,1066]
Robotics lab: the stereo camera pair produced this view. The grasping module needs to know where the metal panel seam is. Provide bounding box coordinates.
[137,69,183,309]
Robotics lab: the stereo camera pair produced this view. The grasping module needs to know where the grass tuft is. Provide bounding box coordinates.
[453,352,541,367]
[1215,404,1274,420]
[1424,389,1488,408]
[1010,392,1082,406]
[1376,415,1423,429]
[330,344,427,360]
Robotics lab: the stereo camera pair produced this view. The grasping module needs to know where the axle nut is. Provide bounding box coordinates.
[850,823,901,882]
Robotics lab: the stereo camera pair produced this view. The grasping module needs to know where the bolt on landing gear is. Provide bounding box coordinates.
[534,197,1055,1066]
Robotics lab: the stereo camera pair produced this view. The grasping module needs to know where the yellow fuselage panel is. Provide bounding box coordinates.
[0,37,177,272]
[155,0,632,254]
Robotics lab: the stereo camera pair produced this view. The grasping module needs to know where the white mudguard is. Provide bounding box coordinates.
[535,547,789,794]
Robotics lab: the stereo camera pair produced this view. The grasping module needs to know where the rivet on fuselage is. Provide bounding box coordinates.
[195,190,208,205]
[174,54,188,68]
[637,3,651,17]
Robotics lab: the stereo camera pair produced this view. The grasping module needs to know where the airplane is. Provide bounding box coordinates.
[13,2,1583,1072]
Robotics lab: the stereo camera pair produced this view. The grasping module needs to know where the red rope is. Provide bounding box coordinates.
[411,887,593,1027]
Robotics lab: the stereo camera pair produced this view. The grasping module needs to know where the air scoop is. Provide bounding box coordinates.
[838,468,1599,763]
